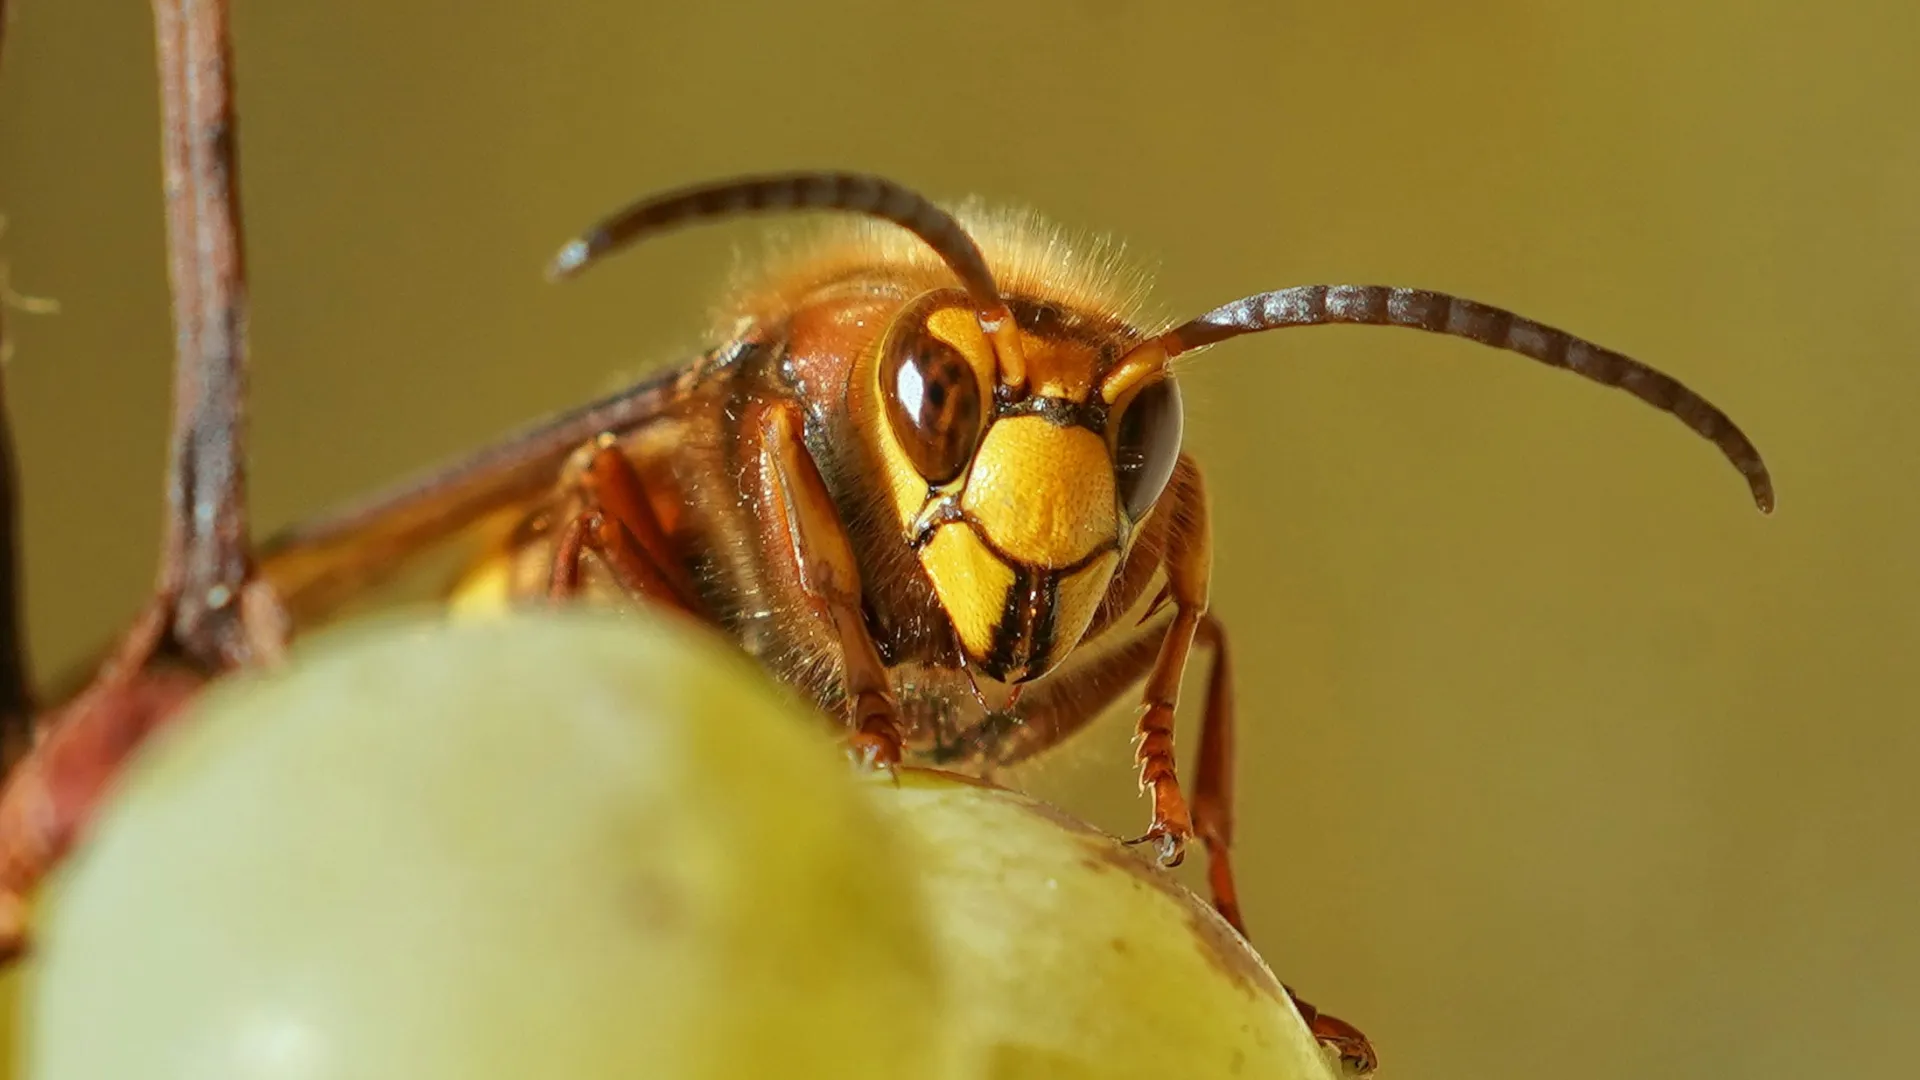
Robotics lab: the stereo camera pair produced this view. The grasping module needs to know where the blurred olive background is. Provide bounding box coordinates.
[2,1,1915,1077]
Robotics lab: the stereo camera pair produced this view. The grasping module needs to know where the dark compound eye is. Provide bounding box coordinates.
[884,332,984,485]
[1112,377,1183,519]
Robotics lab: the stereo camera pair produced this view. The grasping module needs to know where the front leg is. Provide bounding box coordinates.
[753,401,902,768]
[1004,602,1379,1073]
[1126,458,1211,867]
[548,438,704,616]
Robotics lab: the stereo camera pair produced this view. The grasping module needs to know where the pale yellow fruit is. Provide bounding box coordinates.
[866,769,1344,1080]
[13,604,1349,1080]
[21,610,955,1080]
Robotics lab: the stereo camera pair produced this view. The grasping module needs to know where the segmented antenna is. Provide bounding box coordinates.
[1162,285,1773,512]
[546,171,1004,318]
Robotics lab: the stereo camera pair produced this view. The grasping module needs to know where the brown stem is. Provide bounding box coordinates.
[150,0,256,669]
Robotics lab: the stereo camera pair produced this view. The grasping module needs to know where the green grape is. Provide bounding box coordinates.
[863,770,1343,1080]
[22,610,957,1080]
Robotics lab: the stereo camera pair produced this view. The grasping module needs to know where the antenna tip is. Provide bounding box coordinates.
[546,237,594,282]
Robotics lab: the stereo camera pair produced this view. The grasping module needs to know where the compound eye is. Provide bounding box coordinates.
[884,331,985,485]
[1112,377,1183,519]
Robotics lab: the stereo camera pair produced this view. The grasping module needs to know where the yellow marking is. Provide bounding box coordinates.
[925,304,997,398]
[1101,339,1170,404]
[864,302,961,532]
[987,314,1029,390]
[918,524,1015,660]
[1051,550,1121,663]
[449,552,515,619]
[932,300,1102,401]
[873,390,938,528]
[962,418,1116,567]
[762,403,860,602]
[882,455,925,525]
[1025,335,1097,401]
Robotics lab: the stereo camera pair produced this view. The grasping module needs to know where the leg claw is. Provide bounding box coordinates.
[845,730,901,775]
[1288,989,1378,1076]
[1123,823,1192,867]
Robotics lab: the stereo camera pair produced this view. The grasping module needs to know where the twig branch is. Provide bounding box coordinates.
[0,0,276,960]
[150,0,257,669]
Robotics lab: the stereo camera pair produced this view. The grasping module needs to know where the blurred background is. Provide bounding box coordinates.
[2,1,1915,1076]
